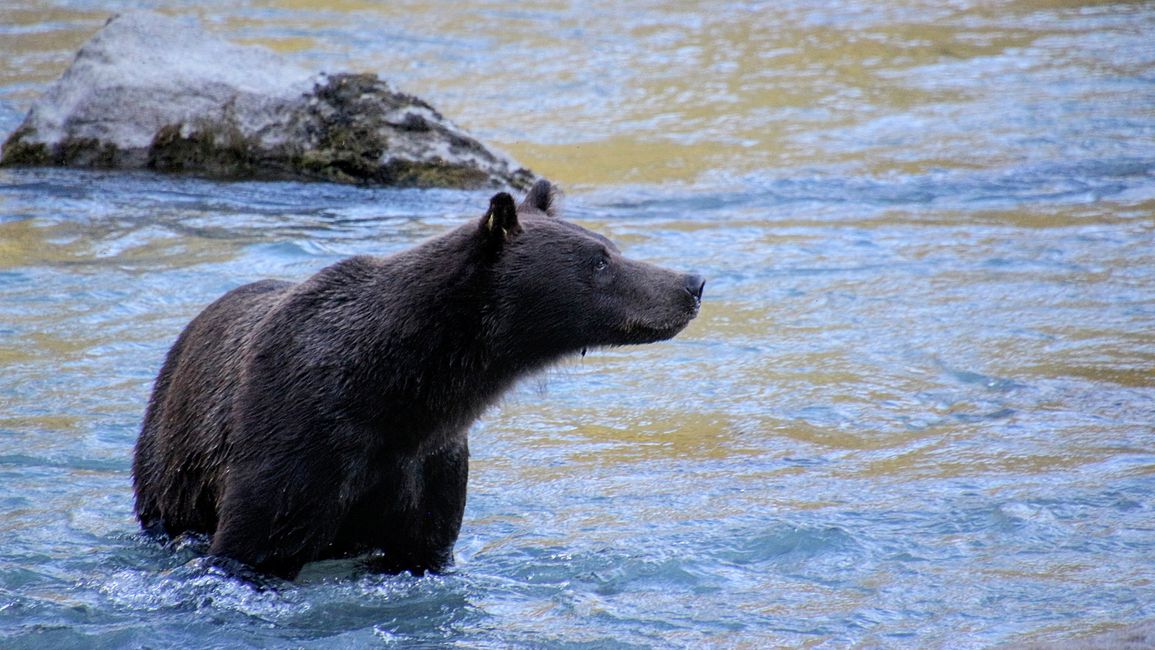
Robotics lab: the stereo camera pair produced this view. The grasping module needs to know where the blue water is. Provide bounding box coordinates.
[3,2,1155,648]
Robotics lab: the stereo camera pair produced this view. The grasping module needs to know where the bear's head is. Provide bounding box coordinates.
[481,180,704,359]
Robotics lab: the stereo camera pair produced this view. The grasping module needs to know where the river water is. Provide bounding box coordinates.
[2,1,1154,648]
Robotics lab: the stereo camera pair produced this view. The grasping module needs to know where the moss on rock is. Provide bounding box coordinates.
[2,127,124,169]
[148,121,260,179]
[0,127,51,167]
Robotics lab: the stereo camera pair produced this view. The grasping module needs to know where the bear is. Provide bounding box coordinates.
[132,180,704,580]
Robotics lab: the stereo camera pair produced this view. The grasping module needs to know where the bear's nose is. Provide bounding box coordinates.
[684,274,706,300]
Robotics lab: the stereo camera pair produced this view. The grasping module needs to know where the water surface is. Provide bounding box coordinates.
[1,1,1154,648]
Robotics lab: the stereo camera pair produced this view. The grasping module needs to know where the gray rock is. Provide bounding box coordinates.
[0,12,535,189]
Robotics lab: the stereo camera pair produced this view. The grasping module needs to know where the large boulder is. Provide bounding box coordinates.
[0,12,535,189]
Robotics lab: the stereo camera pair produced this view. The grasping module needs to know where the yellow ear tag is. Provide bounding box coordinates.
[486,213,508,237]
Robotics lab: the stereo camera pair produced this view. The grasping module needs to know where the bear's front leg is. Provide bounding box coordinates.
[209,452,348,580]
[365,439,469,575]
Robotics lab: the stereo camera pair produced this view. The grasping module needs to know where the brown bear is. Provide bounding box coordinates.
[132,180,704,580]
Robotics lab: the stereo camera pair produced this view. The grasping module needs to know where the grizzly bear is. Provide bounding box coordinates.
[133,180,704,579]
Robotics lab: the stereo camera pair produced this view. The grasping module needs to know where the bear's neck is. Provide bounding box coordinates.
[348,228,558,447]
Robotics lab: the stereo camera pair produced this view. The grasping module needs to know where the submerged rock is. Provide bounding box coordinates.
[1,12,535,189]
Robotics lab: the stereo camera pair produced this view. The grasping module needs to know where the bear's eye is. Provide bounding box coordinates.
[593,257,610,272]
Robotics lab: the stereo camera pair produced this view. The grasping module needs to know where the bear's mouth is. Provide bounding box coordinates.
[613,305,699,345]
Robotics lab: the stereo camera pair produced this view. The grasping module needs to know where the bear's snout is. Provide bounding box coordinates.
[684,274,705,302]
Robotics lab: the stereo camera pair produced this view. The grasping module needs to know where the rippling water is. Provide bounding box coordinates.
[2,1,1154,648]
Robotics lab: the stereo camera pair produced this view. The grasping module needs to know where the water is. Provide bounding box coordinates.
[2,1,1154,648]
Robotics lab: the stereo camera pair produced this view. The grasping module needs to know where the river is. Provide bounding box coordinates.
[1,1,1154,648]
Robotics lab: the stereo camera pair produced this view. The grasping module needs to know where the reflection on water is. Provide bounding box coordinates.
[2,1,1154,648]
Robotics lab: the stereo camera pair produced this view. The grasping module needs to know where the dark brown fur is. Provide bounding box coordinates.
[133,181,704,579]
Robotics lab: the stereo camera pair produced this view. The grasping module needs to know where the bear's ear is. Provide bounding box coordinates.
[518,179,559,217]
[479,191,522,247]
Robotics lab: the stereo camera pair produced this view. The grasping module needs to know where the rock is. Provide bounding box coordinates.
[0,12,535,190]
